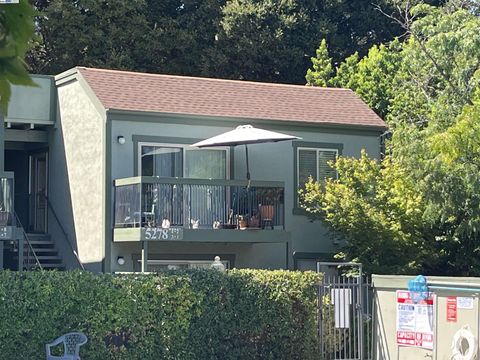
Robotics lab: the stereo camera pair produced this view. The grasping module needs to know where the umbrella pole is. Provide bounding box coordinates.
[245,144,251,188]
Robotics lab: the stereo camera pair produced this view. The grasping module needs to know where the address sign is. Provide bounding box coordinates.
[144,227,183,241]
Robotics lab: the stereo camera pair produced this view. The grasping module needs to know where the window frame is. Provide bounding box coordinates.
[296,146,339,185]
[138,141,230,179]
[292,141,343,214]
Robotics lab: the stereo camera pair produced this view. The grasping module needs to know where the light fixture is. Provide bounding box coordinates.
[117,136,126,145]
[117,256,125,266]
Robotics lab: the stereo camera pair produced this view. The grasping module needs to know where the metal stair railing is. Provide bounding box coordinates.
[43,195,85,270]
[14,212,43,271]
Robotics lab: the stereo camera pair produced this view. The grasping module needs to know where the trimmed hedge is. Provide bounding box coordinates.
[0,269,320,359]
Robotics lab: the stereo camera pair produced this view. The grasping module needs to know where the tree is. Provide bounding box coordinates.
[306,39,402,119]
[28,0,153,74]
[305,39,332,87]
[28,0,406,83]
[0,0,35,114]
[207,0,407,84]
[301,152,429,274]
[301,1,480,275]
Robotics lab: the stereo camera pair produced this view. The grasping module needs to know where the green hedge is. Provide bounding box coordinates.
[0,269,320,359]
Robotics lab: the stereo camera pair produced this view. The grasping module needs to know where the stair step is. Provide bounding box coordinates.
[24,248,58,254]
[25,233,51,239]
[41,263,65,269]
[27,240,54,245]
[23,251,60,259]
[34,256,62,260]
[14,232,67,271]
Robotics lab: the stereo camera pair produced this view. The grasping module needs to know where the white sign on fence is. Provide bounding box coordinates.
[457,297,474,309]
[331,288,352,328]
[396,290,435,350]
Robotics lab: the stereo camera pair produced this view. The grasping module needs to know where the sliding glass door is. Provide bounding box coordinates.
[139,143,228,228]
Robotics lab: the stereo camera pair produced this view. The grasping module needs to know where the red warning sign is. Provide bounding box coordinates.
[447,296,457,322]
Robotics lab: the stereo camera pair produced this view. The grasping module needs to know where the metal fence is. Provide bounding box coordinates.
[317,262,373,360]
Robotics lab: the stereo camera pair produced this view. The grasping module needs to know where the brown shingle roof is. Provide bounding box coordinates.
[77,67,386,130]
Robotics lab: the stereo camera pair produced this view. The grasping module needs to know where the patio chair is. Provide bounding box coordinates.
[259,205,274,229]
[45,332,87,360]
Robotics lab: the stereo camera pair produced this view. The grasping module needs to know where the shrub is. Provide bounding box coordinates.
[0,269,320,359]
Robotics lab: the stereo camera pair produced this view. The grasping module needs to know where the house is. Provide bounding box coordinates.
[0,67,386,272]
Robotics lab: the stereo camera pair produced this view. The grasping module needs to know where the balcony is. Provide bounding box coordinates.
[113,177,289,243]
[0,174,15,240]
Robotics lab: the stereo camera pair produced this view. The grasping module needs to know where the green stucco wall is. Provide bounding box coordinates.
[108,114,382,272]
[51,79,105,271]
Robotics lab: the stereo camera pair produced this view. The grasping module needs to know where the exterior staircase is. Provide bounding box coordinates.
[23,233,65,270]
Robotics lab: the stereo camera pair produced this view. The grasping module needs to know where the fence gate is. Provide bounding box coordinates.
[317,262,372,360]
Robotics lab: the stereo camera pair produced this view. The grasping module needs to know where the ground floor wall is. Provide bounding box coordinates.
[110,241,287,273]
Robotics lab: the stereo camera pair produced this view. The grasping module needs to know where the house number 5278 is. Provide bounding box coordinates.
[144,227,183,241]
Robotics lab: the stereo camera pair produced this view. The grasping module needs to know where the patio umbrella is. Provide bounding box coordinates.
[191,125,301,185]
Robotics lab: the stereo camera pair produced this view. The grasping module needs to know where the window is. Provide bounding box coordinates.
[131,254,235,272]
[293,142,342,211]
[141,145,182,177]
[139,259,230,271]
[139,143,228,179]
[297,147,338,190]
[293,252,333,271]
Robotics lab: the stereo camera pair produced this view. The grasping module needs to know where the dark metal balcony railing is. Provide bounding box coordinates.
[114,177,285,230]
[0,176,14,227]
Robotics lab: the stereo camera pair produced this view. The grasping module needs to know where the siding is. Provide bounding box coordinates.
[52,80,104,271]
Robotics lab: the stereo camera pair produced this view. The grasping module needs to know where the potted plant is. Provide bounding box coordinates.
[238,215,247,230]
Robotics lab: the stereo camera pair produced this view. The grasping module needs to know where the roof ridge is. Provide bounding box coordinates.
[76,66,352,92]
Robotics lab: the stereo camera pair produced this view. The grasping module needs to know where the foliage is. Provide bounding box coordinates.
[389,3,480,126]
[306,39,402,119]
[28,0,404,83]
[301,152,429,274]
[0,269,321,359]
[305,39,332,87]
[0,0,35,114]
[301,1,480,275]
[422,103,480,274]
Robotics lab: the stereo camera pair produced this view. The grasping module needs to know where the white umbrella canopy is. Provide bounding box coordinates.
[191,124,300,147]
[191,125,301,184]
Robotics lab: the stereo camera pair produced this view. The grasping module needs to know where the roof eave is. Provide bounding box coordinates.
[105,108,388,133]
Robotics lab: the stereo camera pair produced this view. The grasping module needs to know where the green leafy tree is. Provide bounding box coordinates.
[301,1,480,275]
[209,0,407,84]
[301,152,430,274]
[0,0,35,114]
[29,0,153,74]
[334,41,403,119]
[28,0,406,83]
[306,39,402,119]
[305,39,332,87]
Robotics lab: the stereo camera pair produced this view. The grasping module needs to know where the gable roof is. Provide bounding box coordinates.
[75,67,386,130]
